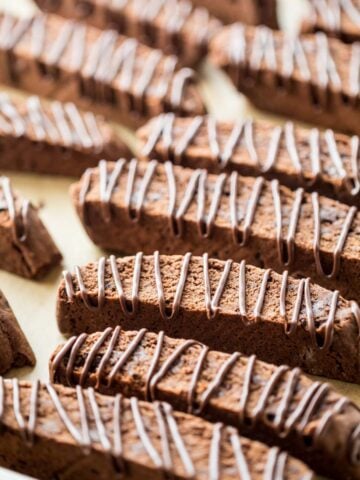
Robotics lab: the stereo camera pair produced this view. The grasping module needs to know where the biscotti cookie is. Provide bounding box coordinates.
[137,113,360,207]
[0,176,62,279]
[209,24,360,135]
[189,0,277,27]
[0,13,204,129]
[0,94,130,176]
[0,291,35,373]
[71,159,360,302]
[50,327,360,480]
[33,0,221,67]
[0,379,313,480]
[57,253,360,382]
[302,0,360,43]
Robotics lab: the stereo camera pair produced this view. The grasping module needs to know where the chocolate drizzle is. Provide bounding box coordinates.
[141,113,360,197]
[0,176,30,243]
[0,12,198,115]
[0,93,105,151]
[78,159,358,297]
[49,326,360,467]
[312,191,357,278]
[62,253,357,350]
[0,378,305,479]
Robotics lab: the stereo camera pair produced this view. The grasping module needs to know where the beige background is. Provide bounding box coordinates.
[0,1,359,475]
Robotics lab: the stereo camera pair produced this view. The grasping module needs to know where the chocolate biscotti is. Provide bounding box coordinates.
[137,113,360,207]
[190,0,278,27]
[34,0,277,31]
[0,13,204,128]
[71,159,360,302]
[0,291,35,373]
[210,24,360,136]
[57,253,360,382]
[0,379,313,480]
[0,176,62,279]
[50,327,360,480]
[33,0,221,67]
[0,94,130,176]
[302,0,360,43]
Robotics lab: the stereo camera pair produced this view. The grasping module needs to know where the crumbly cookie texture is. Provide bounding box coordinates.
[0,291,35,373]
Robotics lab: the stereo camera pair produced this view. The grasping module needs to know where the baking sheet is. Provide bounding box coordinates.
[0,0,359,475]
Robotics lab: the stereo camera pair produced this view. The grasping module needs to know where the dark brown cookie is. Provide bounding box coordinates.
[0,291,35,373]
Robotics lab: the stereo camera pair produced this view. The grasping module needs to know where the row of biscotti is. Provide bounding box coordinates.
[0,377,314,480]
[3,92,360,212]
[3,94,360,211]
[56,252,360,383]
[3,284,359,480]
[0,285,354,480]
[48,325,360,480]
[4,241,354,479]
[4,9,360,136]
[0,270,356,479]
[0,234,316,478]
